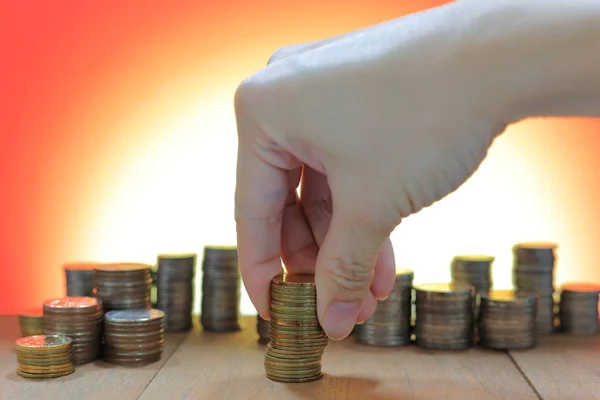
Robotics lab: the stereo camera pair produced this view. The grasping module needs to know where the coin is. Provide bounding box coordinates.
[451,255,494,296]
[93,263,152,311]
[103,308,165,366]
[558,282,600,335]
[43,296,103,365]
[512,242,557,335]
[155,253,196,332]
[414,282,475,350]
[264,273,327,383]
[15,335,75,379]
[64,262,100,297]
[200,245,241,332]
[355,268,413,347]
[19,308,44,338]
[477,290,537,350]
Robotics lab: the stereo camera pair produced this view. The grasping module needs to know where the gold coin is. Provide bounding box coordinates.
[17,369,74,379]
[15,335,73,353]
[266,373,322,383]
[271,274,315,287]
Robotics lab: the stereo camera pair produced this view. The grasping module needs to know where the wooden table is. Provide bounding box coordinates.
[1,315,599,400]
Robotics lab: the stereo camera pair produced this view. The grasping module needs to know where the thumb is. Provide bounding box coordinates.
[315,210,389,340]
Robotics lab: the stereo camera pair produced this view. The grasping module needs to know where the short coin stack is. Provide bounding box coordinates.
[43,297,104,364]
[93,263,152,311]
[558,283,600,335]
[18,309,44,337]
[478,290,537,349]
[64,262,98,297]
[156,253,196,332]
[355,268,414,346]
[103,309,165,365]
[265,274,328,383]
[451,255,494,296]
[201,246,241,332]
[512,242,557,335]
[414,283,475,350]
[15,335,75,379]
[257,314,270,345]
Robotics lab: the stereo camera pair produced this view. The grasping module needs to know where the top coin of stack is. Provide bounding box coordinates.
[15,335,75,379]
[414,283,475,350]
[18,308,44,337]
[43,297,104,364]
[64,262,99,297]
[558,282,600,335]
[478,290,537,350]
[512,242,557,335]
[451,255,494,296]
[201,246,241,332]
[93,263,152,311]
[156,253,196,332]
[355,268,414,347]
[265,274,328,383]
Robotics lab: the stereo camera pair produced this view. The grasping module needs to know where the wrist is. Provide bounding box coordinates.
[457,0,600,123]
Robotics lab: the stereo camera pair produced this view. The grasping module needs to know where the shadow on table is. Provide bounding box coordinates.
[4,367,84,382]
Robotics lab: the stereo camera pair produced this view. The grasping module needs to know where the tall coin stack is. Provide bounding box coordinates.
[355,268,414,347]
[478,290,537,349]
[451,255,494,296]
[103,309,165,366]
[512,242,557,335]
[93,263,152,311]
[265,274,328,383]
[64,262,98,297]
[43,297,104,364]
[18,309,44,337]
[156,253,196,332]
[414,283,475,350]
[257,314,270,345]
[15,335,75,379]
[558,283,600,335]
[201,246,241,332]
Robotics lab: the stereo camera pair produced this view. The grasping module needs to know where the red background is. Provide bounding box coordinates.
[2,0,599,315]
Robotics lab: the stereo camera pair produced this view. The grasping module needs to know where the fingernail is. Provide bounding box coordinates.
[323,301,361,340]
[375,295,388,301]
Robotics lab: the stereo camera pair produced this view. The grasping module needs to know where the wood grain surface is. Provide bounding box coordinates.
[1,315,598,399]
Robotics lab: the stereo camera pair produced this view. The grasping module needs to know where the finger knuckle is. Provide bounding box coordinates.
[327,257,372,297]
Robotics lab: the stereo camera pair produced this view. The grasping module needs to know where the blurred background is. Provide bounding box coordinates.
[2,0,599,315]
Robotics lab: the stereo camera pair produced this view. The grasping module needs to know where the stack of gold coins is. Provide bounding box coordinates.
[201,246,241,332]
[103,309,165,366]
[355,268,414,346]
[512,242,557,335]
[93,263,152,311]
[18,308,44,337]
[256,314,270,345]
[451,255,495,296]
[15,335,75,379]
[43,297,104,364]
[64,262,99,297]
[265,274,328,383]
[559,282,600,335]
[478,290,537,349]
[414,283,475,350]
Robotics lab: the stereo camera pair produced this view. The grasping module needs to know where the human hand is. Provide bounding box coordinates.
[234,1,511,340]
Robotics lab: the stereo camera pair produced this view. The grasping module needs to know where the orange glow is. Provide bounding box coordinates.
[2,0,600,315]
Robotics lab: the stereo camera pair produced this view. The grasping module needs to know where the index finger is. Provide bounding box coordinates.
[234,98,288,320]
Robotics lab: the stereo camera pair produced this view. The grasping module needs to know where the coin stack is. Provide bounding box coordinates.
[512,242,557,335]
[103,309,165,366]
[451,255,494,296]
[355,268,414,346]
[478,290,537,349]
[18,309,44,337]
[93,263,152,311]
[265,274,328,383]
[200,246,241,332]
[15,335,75,379]
[257,314,270,345]
[64,262,98,297]
[558,283,600,335]
[156,253,196,332]
[414,283,475,350]
[43,297,104,364]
